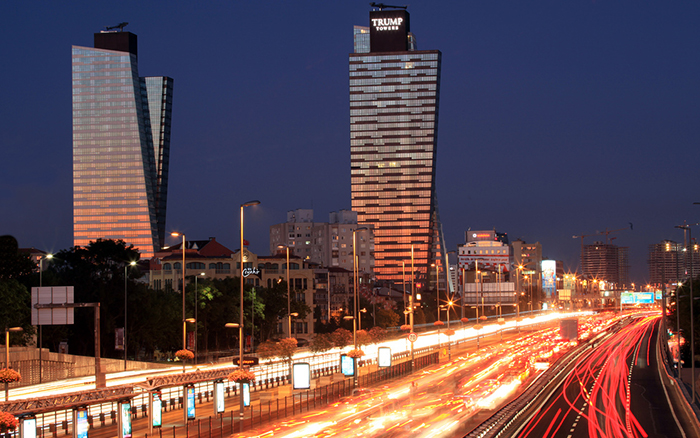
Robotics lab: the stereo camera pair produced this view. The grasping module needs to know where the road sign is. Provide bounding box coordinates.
[408,333,418,343]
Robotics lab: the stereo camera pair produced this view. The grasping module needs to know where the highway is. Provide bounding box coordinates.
[512,313,693,438]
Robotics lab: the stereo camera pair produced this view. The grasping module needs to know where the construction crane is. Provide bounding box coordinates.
[370,3,408,10]
[105,22,129,32]
[600,223,633,244]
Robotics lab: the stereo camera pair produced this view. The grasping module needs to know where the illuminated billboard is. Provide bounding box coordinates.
[340,354,355,377]
[215,381,225,414]
[541,260,556,299]
[369,10,410,52]
[119,401,132,438]
[186,385,196,420]
[293,363,311,390]
[151,392,162,427]
[378,347,391,368]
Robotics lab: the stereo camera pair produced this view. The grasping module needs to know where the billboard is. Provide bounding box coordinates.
[636,292,654,304]
[369,10,410,52]
[186,385,196,420]
[293,363,311,390]
[151,392,162,428]
[340,354,355,377]
[118,401,132,438]
[621,292,635,304]
[74,408,88,438]
[214,381,225,414]
[20,417,36,438]
[378,347,392,368]
[541,260,556,299]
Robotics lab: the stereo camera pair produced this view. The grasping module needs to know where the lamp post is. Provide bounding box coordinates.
[4,327,23,401]
[343,315,358,387]
[410,245,415,370]
[278,245,291,338]
[194,272,205,364]
[676,223,695,403]
[38,253,52,384]
[170,232,187,352]
[352,227,368,331]
[123,260,137,370]
[432,262,440,322]
[402,261,407,325]
[239,200,259,431]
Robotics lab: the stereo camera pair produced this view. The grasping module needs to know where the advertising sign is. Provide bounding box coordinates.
[151,392,162,428]
[215,381,225,414]
[541,260,556,299]
[378,347,391,368]
[20,417,36,438]
[340,354,355,377]
[242,383,250,407]
[119,401,132,438]
[656,291,662,300]
[233,356,259,367]
[293,362,311,390]
[186,385,196,420]
[369,10,410,52]
[74,408,88,438]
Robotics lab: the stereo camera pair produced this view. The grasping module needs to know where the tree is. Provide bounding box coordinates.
[0,236,35,280]
[277,337,297,378]
[356,330,372,347]
[46,239,144,357]
[310,333,334,354]
[332,328,352,348]
[0,279,34,345]
[369,326,387,343]
[375,308,400,328]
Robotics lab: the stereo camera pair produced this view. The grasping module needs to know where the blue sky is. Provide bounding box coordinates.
[1,1,698,283]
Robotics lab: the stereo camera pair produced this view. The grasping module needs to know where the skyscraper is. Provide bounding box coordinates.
[350,8,442,284]
[72,29,173,257]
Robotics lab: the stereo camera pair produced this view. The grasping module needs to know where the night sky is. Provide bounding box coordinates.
[1,1,698,284]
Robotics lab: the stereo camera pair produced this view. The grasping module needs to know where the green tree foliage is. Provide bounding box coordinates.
[355,329,372,347]
[310,333,334,353]
[670,277,700,367]
[0,235,35,280]
[369,326,387,343]
[375,308,400,328]
[0,280,35,345]
[331,328,352,348]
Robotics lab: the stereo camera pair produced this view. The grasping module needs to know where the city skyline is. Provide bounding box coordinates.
[1,1,698,283]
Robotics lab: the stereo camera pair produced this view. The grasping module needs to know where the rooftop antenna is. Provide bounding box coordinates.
[104,22,129,32]
[370,3,408,10]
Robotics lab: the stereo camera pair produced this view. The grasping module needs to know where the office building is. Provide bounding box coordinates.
[350,7,443,284]
[72,29,173,257]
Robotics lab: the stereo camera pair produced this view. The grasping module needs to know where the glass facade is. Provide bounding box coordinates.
[350,31,441,283]
[72,33,173,257]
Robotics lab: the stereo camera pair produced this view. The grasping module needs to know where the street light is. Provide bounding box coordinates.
[676,222,696,403]
[343,315,359,387]
[277,244,291,339]
[4,327,23,401]
[194,272,205,364]
[38,253,52,384]
[239,199,259,431]
[171,232,187,352]
[352,227,368,331]
[123,260,137,370]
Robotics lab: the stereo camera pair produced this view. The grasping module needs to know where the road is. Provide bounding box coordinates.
[514,313,691,438]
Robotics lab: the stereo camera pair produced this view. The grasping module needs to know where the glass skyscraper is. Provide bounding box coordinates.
[350,9,442,284]
[72,31,173,257]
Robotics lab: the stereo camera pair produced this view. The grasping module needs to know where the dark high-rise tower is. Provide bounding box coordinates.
[350,8,442,284]
[72,30,173,257]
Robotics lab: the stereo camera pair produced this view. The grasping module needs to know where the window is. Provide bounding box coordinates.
[173,262,181,270]
[163,263,172,271]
